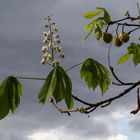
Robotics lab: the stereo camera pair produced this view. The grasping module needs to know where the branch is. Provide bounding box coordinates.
[130,87,140,115]
[107,43,133,86]
[83,80,140,114]
[72,94,93,106]
[66,62,83,72]
[50,80,140,115]
[109,16,140,25]
[110,66,133,85]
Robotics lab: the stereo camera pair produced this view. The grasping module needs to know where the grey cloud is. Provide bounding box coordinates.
[129,117,140,132]
[0,0,140,140]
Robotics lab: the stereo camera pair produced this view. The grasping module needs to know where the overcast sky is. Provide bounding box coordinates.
[0,0,140,140]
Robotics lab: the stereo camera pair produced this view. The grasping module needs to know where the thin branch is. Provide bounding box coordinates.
[130,87,140,115]
[15,76,46,80]
[128,27,140,34]
[116,23,140,27]
[66,62,83,72]
[84,80,140,114]
[72,94,93,106]
[107,42,133,86]
[137,2,140,23]
[110,66,133,85]
[49,80,140,115]
[109,16,140,25]
[15,62,83,80]
[50,98,78,115]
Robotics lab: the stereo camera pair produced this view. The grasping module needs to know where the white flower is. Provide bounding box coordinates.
[42,53,48,59]
[53,38,60,45]
[40,58,46,64]
[57,46,62,52]
[53,34,59,39]
[43,38,49,44]
[43,32,47,37]
[47,54,53,60]
[41,46,48,52]
[60,52,65,58]
[52,59,60,65]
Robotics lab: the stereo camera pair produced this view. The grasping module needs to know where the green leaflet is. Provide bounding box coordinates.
[128,43,140,66]
[38,69,56,104]
[117,43,140,66]
[84,19,98,32]
[96,7,111,23]
[95,25,102,40]
[0,86,9,119]
[0,76,22,119]
[80,58,111,95]
[38,66,74,109]
[117,53,130,65]
[83,11,102,19]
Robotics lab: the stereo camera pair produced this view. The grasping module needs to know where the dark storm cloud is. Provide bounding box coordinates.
[0,0,140,140]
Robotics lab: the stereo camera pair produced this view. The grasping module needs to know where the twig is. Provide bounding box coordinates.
[15,76,46,80]
[107,42,133,86]
[137,2,140,24]
[110,66,133,85]
[49,80,140,115]
[72,94,93,106]
[130,87,140,115]
[66,62,83,72]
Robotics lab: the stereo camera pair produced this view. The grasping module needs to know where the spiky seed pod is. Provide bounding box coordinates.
[119,32,129,43]
[114,36,123,47]
[102,32,113,44]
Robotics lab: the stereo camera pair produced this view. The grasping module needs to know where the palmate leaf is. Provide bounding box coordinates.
[83,7,111,41]
[38,66,74,109]
[80,58,111,95]
[0,76,22,119]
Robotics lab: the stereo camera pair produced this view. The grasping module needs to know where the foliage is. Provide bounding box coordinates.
[83,7,111,41]
[0,76,22,119]
[38,66,74,109]
[80,58,111,95]
[117,43,140,66]
[0,5,140,119]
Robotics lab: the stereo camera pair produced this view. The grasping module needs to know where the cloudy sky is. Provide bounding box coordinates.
[0,0,140,140]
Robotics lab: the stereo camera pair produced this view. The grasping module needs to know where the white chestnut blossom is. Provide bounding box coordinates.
[40,16,64,66]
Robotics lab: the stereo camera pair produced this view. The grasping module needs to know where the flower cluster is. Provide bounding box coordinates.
[41,15,64,66]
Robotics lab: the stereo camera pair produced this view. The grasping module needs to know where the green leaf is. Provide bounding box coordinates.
[83,11,102,19]
[95,25,102,40]
[61,67,74,109]
[117,53,130,65]
[127,43,140,66]
[52,67,65,103]
[96,18,104,29]
[56,66,74,109]
[96,7,111,23]
[83,29,94,42]
[38,66,74,109]
[38,69,57,104]
[80,58,111,95]
[133,53,140,66]
[0,86,9,119]
[0,76,22,119]
[84,19,98,32]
